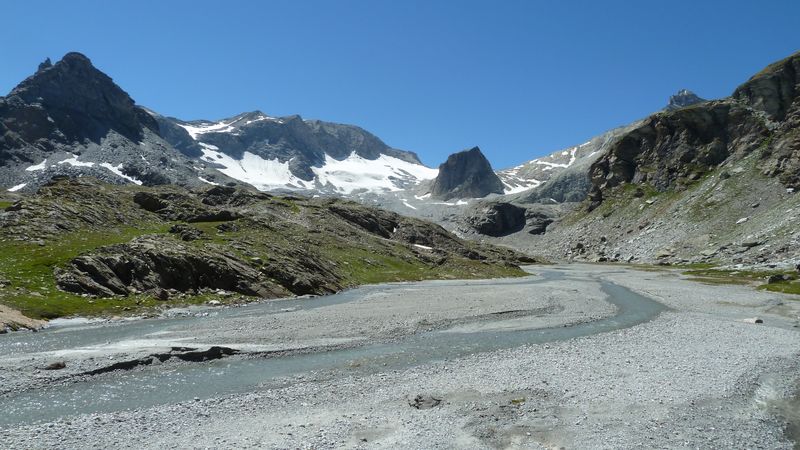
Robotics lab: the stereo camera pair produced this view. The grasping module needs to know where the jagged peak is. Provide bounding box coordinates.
[665,89,705,110]
[36,57,52,73]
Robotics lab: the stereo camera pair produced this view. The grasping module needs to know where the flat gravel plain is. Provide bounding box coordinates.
[1,264,798,449]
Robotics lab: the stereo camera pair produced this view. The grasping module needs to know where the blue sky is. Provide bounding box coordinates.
[1,1,798,169]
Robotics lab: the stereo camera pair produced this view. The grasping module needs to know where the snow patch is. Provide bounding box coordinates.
[200,148,309,191]
[99,163,143,185]
[401,200,418,210]
[198,177,221,186]
[25,160,47,172]
[7,183,27,192]
[58,156,95,168]
[503,179,541,194]
[311,153,438,194]
[413,244,433,250]
[178,121,237,139]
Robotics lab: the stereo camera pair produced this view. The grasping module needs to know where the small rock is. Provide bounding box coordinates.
[43,361,66,370]
[735,217,749,224]
[409,394,442,409]
[742,317,763,324]
[750,202,760,208]
[741,241,763,248]
[766,274,786,284]
[655,249,674,259]
[207,300,221,306]
[150,288,170,301]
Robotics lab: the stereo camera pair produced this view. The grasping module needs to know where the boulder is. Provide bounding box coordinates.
[466,202,526,237]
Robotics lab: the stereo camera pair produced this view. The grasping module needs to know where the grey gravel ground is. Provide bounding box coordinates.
[1,264,799,449]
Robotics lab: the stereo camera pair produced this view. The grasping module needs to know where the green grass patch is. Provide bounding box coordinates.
[758,281,800,296]
[0,201,13,210]
[682,268,800,295]
[0,224,173,319]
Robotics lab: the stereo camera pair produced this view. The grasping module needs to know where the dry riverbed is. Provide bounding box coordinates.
[0,264,799,449]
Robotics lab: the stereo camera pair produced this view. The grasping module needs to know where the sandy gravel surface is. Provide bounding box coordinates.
[1,264,799,449]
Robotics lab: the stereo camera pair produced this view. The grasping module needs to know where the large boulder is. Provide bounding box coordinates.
[466,203,527,237]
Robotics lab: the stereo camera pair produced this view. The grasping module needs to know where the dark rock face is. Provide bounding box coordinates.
[665,89,705,110]
[587,101,768,209]
[0,52,157,149]
[734,51,800,189]
[430,147,505,200]
[525,211,553,235]
[588,51,800,209]
[0,53,237,192]
[55,235,284,298]
[466,203,527,237]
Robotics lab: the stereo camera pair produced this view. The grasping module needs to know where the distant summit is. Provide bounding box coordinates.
[665,89,705,110]
[430,147,505,200]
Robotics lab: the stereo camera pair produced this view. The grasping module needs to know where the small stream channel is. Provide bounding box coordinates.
[0,269,667,427]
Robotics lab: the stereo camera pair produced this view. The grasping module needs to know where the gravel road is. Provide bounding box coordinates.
[1,264,798,449]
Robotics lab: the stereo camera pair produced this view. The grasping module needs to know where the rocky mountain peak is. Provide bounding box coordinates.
[665,89,705,110]
[5,51,157,142]
[429,146,505,200]
[36,57,52,73]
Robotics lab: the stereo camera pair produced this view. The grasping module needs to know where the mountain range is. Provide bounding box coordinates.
[0,51,695,202]
[3,50,799,273]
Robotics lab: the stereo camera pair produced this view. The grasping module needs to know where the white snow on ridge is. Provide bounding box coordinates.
[503,179,541,194]
[178,121,236,139]
[99,163,143,185]
[7,183,27,192]
[198,177,220,186]
[312,153,438,194]
[179,114,284,139]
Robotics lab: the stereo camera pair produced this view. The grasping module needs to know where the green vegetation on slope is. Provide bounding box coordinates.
[0,179,530,321]
[682,267,800,297]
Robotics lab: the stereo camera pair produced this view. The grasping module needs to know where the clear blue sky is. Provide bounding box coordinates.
[1,1,798,169]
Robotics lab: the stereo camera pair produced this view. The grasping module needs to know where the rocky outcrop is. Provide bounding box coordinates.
[463,202,555,237]
[430,147,505,200]
[465,203,527,237]
[734,51,800,189]
[587,101,768,210]
[55,235,287,298]
[588,51,800,210]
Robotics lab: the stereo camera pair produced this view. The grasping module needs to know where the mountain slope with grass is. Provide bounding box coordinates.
[0,178,535,330]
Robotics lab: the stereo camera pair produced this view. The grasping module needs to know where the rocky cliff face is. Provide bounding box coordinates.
[429,147,505,200]
[587,51,800,211]
[586,101,768,210]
